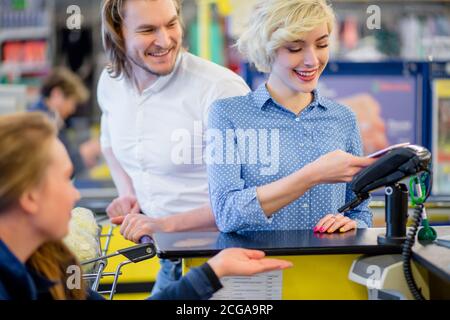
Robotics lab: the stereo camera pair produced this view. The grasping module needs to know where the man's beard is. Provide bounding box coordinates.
[128,47,180,77]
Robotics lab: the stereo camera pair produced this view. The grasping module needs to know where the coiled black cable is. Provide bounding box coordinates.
[402,170,433,300]
[402,203,425,300]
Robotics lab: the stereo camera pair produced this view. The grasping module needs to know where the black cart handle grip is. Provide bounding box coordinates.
[139,235,153,244]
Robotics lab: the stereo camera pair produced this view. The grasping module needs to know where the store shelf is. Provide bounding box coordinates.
[0,0,55,83]
[0,26,50,42]
[0,62,51,75]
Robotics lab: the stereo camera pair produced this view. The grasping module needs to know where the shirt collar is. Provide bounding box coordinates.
[29,99,65,129]
[0,239,28,278]
[27,268,57,296]
[0,239,55,300]
[29,98,50,113]
[252,83,328,111]
[252,83,273,110]
[142,51,184,95]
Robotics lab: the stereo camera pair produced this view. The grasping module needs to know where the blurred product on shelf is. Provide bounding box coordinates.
[2,40,47,64]
[2,41,21,62]
[340,15,359,50]
[0,0,49,28]
[0,0,53,83]
[0,84,27,114]
[434,79,450,194]
[224,1,450,62]
[399,14,450,61]
[335,12,450,61]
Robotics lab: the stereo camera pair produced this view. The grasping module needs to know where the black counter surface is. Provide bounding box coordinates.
[411,227,450,283]
[154,227,450,282]
[154,228,402,259]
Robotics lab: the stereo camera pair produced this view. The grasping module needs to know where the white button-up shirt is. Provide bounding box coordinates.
[97,52,250,217]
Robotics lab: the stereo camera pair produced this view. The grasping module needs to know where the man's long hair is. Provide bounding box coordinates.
[101,0,183,81]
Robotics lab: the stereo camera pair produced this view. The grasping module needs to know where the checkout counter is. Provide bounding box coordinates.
[85,144,449,299]
[153,227,450,300]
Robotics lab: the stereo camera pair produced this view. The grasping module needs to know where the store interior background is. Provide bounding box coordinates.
[1,0,450,227]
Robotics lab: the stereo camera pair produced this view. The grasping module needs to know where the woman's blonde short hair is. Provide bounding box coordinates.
[0,112,57,212]
[101,0,183,80]
[237,0,335,73]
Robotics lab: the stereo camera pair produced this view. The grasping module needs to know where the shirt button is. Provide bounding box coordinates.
[295,117,300,122]
[302,203,309,208]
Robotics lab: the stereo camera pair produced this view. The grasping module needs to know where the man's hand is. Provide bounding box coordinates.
[207,248,293,278]
[111,214,169,243]
[106,195,140,219]
[314,213,357,233]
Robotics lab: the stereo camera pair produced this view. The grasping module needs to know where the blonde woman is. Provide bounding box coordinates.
[0,113,292,300]
[207,0,376,233]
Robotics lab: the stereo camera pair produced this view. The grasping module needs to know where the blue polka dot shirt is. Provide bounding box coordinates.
[207,83,372,233]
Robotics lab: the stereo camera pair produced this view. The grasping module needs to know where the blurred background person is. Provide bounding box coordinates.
[29,67,101,177]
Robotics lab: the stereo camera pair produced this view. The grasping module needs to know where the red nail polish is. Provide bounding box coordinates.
[313,227,318,232]
[320,227,326,233]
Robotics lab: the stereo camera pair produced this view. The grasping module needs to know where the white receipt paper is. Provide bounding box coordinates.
[210,270,283,300]
[366,142,411,158]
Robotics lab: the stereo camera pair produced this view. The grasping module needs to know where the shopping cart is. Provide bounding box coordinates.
[80,218,157,300]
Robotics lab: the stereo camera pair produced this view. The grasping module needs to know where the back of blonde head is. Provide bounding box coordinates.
[0,112,56,212]
[237,0,335,73]
[0,112,86,300]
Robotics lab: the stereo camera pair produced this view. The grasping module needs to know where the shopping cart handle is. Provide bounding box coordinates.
[81,236,156,266]
[118,240,156,263]
[139,235,153,244]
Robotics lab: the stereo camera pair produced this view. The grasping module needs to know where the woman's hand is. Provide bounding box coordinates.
[207,248,293,278]
[314,213,357,233]
[306,150,376,184]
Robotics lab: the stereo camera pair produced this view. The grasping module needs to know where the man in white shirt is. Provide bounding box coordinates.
[98,0,250,294]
